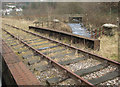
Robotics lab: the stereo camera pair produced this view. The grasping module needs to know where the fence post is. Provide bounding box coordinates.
[42,22,43,27]
[95,29,97,39]
[53,21,54,28]
[91,31,93,38]
[99,28,101,37]
[102,27,104,35]
[47,21,49,27]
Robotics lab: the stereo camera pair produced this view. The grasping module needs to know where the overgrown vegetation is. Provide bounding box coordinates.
[22,2,118,27]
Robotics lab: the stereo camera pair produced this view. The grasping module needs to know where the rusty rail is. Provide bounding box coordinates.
[2,28,95,86]
[29,26,100,50]
[2,40,41,86]
[2,24,120,86]
[4,24,120,66]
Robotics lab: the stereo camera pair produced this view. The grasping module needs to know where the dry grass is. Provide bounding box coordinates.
[51,21,72,33]
[2,17,119,62]
[2,17,72,33]
[93,32,119,62]
[2,17,33,30]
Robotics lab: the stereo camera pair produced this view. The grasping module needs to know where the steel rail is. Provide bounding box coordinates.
[5,23,100,50]
[2,40,41,85]
[5,24,120,66]
[2,28,95,86]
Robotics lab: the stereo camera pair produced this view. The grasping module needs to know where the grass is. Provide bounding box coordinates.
[94,32,119,62]
[2,17,72,33]
[2,17,119,62]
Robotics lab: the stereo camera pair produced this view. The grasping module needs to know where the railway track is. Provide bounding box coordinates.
[5,23,100,50]
[2,24,120,86]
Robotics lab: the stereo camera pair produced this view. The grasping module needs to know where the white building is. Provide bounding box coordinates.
[2,5,23,16]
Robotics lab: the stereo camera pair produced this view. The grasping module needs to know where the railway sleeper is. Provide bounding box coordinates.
[6,40,17,44]
[37,45,59,51]
[24,38,39,42]
[7,42,21,48]
[13,45,25,50]
[88,69,120,85]
[17,49,29,54]
[31,42,50,47]
[5,37,14,41]
[58,57,87,65]
[51,52,75,59]
[10,43,19,46]
[22,54,35,59]
[46,77,68,85]
[28,59,41,65]
[27,39,47,44]
[43,48,66,55]
[3,35,11,38]
[46,62,109,85]
[75,62,109,76]
[34,65,50,72]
